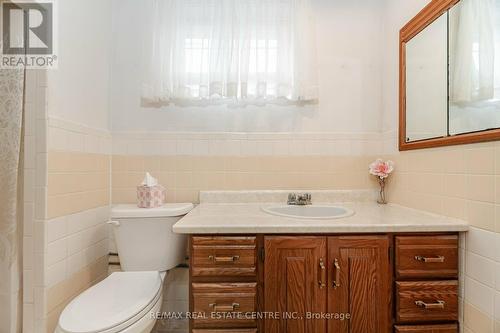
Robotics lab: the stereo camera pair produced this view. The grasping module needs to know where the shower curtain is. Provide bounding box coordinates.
[0,68,25,332]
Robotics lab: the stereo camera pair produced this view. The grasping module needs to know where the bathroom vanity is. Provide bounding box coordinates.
[173,191,468,333]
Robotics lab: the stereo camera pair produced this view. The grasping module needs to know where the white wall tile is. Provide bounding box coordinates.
[95,206,110,223]
[466,227,499,261]
[466,252,496,288]
[176,140,194,155]
[162,140,177,155]
[47,238,67,266]
[459,232,466,249]
[33,221,46,254]
[24,202,35,237]
[35,187,47,220]
[495,291,500,321]
[84,134,100,154]
[23,236,34,270]
[47,216,67,242]
[24,135,36,169]
[23,270,34,303]
[24,169,35,202]
[110,131,388,156]
[48,126,68,151]
[35,119,47,153]
[67,224,107,256]
[66,250,86,277]
[35,153,48,187]
[67,209,97,235]
[33,253,45,287]
[495,263,500,291]
[465,277,494,316]
[459,248,465,274]
[33,287,46,320]
[45,259,67,287]
[22,303,34,333]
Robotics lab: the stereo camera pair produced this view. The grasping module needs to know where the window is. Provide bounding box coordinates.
[141,0,318,107]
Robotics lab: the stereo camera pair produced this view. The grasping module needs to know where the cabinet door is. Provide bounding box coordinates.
[264,236,327,333]
[327,236,391,333]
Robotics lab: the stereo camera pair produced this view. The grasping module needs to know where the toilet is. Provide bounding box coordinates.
[55,203,194,333]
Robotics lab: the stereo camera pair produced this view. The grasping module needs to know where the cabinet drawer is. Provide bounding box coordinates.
[395,324,458,333]
[395,235,458,279]
[192,283,257,328]
[192,236,257,277]
[396,281,458,323]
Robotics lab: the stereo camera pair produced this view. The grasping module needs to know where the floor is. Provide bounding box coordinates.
[152,267,189,333]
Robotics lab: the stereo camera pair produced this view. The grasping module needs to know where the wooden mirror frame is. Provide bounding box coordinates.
[399,0,500,151]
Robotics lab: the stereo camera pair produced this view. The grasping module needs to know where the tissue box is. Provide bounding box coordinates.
[136,185,166,208]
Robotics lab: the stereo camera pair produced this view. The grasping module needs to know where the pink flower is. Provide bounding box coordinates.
[369,159,394,179]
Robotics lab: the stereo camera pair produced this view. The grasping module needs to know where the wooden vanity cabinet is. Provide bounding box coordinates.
[264,236,327,333]
[190,236,259,332]
[327,236,390,333]
[189,233,459,333]
[394,235,459,333]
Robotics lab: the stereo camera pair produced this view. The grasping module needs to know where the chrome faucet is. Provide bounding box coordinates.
[287,192,312,205]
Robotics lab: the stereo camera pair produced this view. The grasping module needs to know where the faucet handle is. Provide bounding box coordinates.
[287,193,297,204]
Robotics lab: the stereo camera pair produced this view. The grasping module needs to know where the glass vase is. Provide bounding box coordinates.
[377,178,387,204]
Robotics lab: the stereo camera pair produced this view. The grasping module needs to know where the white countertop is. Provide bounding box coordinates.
[173,201,469,234]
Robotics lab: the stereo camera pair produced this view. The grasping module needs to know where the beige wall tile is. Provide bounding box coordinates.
[496,176,500,204]
[440,149,466,174]
[465,147,496,175]
[467,200,496,232]
[48,152,110,218]
[495,145,500,176]
[159,156,177,172]
[443,174,467,198]
[467,175,496,203]
[143,156,161,172]
[110,155,378,204]
[496,205,500,233]
[442,197,467,220]
[112,188,136,204]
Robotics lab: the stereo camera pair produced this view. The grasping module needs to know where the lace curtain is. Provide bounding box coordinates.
[141,0,318,107]
[0,68,25,332]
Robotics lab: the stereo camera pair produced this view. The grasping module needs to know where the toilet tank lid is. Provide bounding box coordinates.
[111,203,194,218]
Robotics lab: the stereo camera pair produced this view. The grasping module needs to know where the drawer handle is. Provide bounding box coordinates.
[318,258,326,289]
[209,302,240,312]
[208,255,240,263]
[332,258,341,289]
[414,255,445,263]
[415,300,445,309]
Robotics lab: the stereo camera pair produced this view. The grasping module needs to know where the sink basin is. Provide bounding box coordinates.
[261,205,355,219]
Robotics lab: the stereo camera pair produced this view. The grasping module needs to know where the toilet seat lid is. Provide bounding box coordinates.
[58,271,162,333]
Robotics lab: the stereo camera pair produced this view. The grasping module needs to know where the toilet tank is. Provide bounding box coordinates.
[110,203,193,272]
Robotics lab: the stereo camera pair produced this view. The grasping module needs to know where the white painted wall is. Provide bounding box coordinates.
[47,0,112,131]
[109,0,385,133]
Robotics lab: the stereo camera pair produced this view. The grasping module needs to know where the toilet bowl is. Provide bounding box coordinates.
[55,271,163,333]
[55,203,193,333]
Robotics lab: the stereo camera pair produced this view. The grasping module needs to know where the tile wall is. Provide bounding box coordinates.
[111,155,378,204]
[23,69,49,333]
[25,116,500,332]
[111,132,382,204]
[33,118,112,333]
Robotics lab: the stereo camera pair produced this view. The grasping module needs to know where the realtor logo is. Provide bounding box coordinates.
[1,0,57,68]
